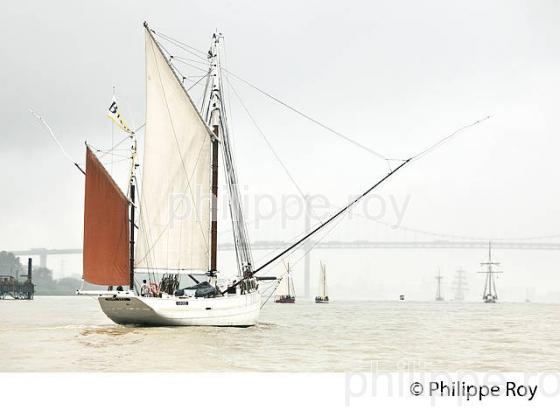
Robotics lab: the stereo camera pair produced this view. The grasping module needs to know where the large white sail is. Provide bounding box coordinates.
[135,28,212,271]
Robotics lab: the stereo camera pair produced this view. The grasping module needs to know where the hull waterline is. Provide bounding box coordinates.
[275,296,295,304]
[98,291,261,327]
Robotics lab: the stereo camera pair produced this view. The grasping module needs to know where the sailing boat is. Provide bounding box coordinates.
[74,22,452,327]
[435,269,444,301]
[275,263,296,304]
[77,23,260,326]
[479,242,502,303]
[315,262,329,303]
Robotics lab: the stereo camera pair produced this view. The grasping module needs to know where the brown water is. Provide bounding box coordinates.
[0,296,559,372]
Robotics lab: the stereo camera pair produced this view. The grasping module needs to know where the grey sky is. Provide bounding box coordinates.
[1,0,559,300]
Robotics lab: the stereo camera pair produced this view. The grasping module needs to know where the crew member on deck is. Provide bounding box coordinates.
[140,279,149,297]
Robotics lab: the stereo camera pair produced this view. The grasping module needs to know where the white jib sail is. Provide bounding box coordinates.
[135,29,212,272]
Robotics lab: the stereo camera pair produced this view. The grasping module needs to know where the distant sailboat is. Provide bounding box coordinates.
[435,269,444,301]
[275,263,296,304]
[315,262,329,303]
[479,242,502,303]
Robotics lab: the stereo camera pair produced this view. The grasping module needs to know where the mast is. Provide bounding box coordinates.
[205,30,255,279]
[479,241,502,302]
[487,243,493,298]
[208,33,221,275]
[321,263,327,298]
[321,263,325,298]
[285,262,290,296]
[287,262,295,297]
[435,269,443,301]
[452,269,468,301]
[210,125,219,273]
[128,127,137,289]
[129,182,135,289]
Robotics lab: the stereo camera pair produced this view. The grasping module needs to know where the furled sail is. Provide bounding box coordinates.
[135,28,213,271]
[83,147,130,285]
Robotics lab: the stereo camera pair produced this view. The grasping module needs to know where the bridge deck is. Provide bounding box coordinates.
[9,241,559,268]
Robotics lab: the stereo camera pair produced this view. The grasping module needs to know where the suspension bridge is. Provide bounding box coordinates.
[9,239,560,297]
[10,241,560,268]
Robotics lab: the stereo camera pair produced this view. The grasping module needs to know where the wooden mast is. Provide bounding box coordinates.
[129,134,138,290]
[208,30,221,275]
[210,125,219,272]
[129,181,135,289]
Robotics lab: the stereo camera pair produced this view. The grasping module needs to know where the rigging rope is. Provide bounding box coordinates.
[260,278,283,308]
[257,212,348,308]
[225,76,310,204]
[29,109,85,175]
[250,114,492,276]
[151,32,494,171]
[222,68,388,161]
[150,31,389,162]
[170,56,211,73]
[153,30,208,60]
[410,116,491,162]
[145,30,497,282]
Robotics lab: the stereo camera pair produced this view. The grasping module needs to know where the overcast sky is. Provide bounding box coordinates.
[1,0,559,300]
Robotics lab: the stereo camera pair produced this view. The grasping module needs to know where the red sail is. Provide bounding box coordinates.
[83,147,130,285]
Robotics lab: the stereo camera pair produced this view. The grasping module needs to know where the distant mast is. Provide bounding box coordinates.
[435,270,444,301]
[479,242,502,303]
[321,264,327,299]
[452,269,468,301]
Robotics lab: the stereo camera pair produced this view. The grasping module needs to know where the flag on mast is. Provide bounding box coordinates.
[107,97,133,134]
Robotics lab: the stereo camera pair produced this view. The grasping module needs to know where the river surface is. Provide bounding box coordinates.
[1,296,559,371]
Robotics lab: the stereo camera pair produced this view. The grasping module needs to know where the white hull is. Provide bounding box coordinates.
[98,291,261,327]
